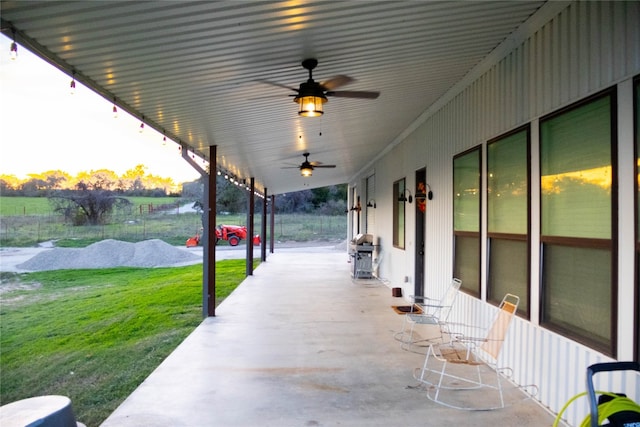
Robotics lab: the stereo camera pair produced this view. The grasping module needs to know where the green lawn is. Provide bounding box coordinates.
[0,260,253,426]
[0,196,52,216]
[0,196,184,216]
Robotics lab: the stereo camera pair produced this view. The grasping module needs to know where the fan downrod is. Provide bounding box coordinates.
[302,59,318,81]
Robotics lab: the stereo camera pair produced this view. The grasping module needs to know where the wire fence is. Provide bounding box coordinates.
[0,208,347,247]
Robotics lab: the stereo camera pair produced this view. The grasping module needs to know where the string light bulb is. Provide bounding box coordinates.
[162,131,167,145]
[112,99,118,119]
[10,42,18,60]
[70,72,76,95]
[10,29,18,60]
[139,116,145,133]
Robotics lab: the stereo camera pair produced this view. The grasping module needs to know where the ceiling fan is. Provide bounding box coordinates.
[262,58,380,117]
[282,152,337,177]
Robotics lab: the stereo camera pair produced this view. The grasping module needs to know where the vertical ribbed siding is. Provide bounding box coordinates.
[447,0,640,143]
[390,2,640,425]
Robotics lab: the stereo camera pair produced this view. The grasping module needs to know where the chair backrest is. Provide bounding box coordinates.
[437,278,462,321]
[480,293,519,360]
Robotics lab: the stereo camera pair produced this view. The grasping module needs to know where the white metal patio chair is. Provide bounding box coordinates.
[412,293,527,410]
[394,278,462,350]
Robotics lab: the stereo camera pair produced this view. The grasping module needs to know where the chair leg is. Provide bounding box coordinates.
[397,317,421,347]
[407,323,418,345]
[395,315,408,342]
[495,367,505,409]
[433,359,449,403]
[416,343,435,383]
[401,321,429,352]
[413,346,513,410]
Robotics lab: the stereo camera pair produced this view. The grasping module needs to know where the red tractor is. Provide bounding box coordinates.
[214,224,248,246]
[186,225,260,247]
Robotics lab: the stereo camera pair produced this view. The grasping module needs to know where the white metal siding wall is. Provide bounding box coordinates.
[373,143,409,286]
[368,1,640,425]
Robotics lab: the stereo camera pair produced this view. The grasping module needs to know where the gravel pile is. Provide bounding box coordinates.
[17,239,201,272]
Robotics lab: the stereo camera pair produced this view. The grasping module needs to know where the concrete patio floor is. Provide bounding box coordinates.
[100,247,556,427]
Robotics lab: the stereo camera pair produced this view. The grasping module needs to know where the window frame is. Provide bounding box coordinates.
[486,125,531,317]
[453,146,482,297]
[393,178,406,249]
[539,87,618,357]
[634,75,639,362]
[365,174,375,234]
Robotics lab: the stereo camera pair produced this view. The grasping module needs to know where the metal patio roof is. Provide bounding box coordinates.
[0,1,559,195]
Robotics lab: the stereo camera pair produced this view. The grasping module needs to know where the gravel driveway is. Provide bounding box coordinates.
[0,239,346,273]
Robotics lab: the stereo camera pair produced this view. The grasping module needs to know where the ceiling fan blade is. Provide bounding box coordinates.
[282,152,337,172]
[321,75,354,91]
[256,79,298,93]
[326,90,380,99]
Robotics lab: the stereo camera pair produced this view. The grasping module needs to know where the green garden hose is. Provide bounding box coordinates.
[553,390,640,427]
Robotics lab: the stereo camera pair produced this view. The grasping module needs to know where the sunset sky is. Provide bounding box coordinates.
[0,34,201,184]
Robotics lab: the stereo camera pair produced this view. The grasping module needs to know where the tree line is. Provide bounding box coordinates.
[183,177,348,217]
[1,166,348,225]
[1,166,179,225]
[0,165,178,197]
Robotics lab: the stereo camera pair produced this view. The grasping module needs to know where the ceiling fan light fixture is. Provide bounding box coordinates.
[296,94,326,117]
[300,164,313,177]
[285,152,335,176]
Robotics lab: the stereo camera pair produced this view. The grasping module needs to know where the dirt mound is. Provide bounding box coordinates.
[16,239,201,272]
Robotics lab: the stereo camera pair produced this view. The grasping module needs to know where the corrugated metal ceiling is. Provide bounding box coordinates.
[1,1,552,194]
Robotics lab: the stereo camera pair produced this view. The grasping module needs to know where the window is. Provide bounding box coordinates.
[366,174,375,234]
[453,147,481,297]
[540,90,617,356]
[350,186,359,235]
[393,178,406,249]
[487,127,530,316]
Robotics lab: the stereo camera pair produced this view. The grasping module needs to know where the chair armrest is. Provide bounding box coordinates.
[409,295,436,304]
[446,321,485,331]
[454,334,488,343]
[420,303,452,309]
[443,322,486,337]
